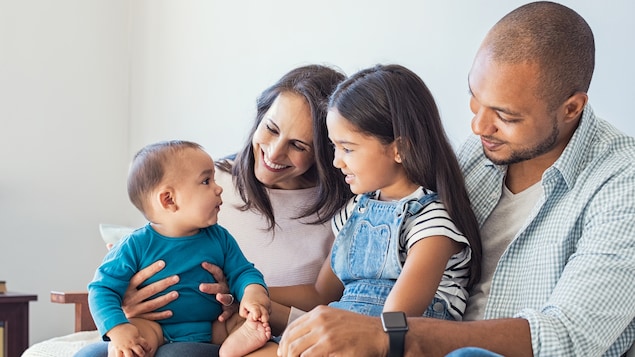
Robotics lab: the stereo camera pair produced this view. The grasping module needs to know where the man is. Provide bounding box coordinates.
[276,2,635,356]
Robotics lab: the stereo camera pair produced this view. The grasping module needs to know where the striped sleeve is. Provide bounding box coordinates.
[400,198,469,251]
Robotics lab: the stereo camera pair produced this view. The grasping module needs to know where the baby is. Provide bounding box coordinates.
[88,140,271,357]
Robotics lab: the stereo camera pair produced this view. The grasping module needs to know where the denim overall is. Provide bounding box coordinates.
[329,191,453,320]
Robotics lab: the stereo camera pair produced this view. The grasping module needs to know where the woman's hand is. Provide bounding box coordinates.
[200,261,238,322]
[120,260,236,322]
[122,260,180,321]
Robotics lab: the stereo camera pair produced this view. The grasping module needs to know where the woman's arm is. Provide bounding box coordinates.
[269,301,292,335]
[268,255,344,312]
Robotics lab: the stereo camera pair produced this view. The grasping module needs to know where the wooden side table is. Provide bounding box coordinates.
[0,292,38,357]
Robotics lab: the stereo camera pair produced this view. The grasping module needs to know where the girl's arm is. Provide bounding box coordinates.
[384,235,463,316]
[268,254,344,313]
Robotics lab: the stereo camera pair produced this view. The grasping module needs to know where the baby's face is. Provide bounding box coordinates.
[173,148,224,229]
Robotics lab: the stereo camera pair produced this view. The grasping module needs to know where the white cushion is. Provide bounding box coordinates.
[22,330,100,357]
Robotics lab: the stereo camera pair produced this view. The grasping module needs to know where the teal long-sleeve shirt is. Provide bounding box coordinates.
[88,223,266,342]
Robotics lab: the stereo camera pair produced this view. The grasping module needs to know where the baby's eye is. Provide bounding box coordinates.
[202,178,210,185]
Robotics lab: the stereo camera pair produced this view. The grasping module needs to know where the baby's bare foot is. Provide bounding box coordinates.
[218,319,272,357]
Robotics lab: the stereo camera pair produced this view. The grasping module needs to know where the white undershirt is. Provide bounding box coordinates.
[463,180,543,321]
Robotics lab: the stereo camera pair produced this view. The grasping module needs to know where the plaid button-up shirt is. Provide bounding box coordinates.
[458,105,635,356]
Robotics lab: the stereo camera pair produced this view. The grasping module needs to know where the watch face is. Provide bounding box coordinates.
[382,311,408,330]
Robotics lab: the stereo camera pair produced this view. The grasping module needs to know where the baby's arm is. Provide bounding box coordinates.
[238,284,271,322]
[105,323,152,357]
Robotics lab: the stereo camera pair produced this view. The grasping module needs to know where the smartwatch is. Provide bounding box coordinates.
[381,311,408,357]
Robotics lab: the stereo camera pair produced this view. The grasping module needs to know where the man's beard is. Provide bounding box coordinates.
[485,118,559,166]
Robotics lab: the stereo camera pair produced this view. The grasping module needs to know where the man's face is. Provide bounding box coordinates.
[467,51,567,166]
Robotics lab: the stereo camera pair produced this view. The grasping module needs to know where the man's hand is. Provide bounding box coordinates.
[122,260,179,321]
[200,261,237,322]
[277,305,386,357]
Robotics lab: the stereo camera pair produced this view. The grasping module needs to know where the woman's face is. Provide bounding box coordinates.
[252,91,316,190]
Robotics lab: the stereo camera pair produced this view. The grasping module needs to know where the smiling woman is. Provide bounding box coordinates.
[212,64,354,287]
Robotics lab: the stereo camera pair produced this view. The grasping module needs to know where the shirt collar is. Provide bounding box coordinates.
[547,104,596,190]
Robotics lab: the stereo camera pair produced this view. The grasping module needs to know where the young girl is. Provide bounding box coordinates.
[269,64,482,325]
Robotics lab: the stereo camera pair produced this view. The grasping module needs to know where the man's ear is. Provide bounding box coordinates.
[158,188,178,212]
[562,91,588,124]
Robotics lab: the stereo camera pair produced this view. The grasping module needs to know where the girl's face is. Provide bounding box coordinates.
[252,91,316,190]
[327,109,416,201]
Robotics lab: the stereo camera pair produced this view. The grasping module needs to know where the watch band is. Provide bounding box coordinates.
[386,329,405,357]
[381,311,408,357]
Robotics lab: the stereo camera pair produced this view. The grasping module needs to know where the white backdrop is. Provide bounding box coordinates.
[128,0,635,159]
[1,0,633,345]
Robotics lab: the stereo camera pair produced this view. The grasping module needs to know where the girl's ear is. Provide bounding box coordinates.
[392,139,403,164]
[158,188,178,212]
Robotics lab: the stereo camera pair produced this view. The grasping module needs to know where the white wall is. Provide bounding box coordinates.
[128,0,635,156]
[0,0,137,345]
[1,0,633,346]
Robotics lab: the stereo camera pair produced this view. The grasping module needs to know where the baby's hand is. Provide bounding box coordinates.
[241,300,271,323]
[106,323,151,357]
[239,284,271,322]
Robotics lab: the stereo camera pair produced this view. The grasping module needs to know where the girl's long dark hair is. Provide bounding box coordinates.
[329,64,482,288]
[217,64,352,230]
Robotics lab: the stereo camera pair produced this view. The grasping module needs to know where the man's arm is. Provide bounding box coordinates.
[404,316,532,357]
[277,306,533,357]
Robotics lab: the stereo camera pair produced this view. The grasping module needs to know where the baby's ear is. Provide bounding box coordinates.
[158,188,178,212]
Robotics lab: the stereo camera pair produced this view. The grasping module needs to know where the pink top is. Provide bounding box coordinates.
[216,168,334,287]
